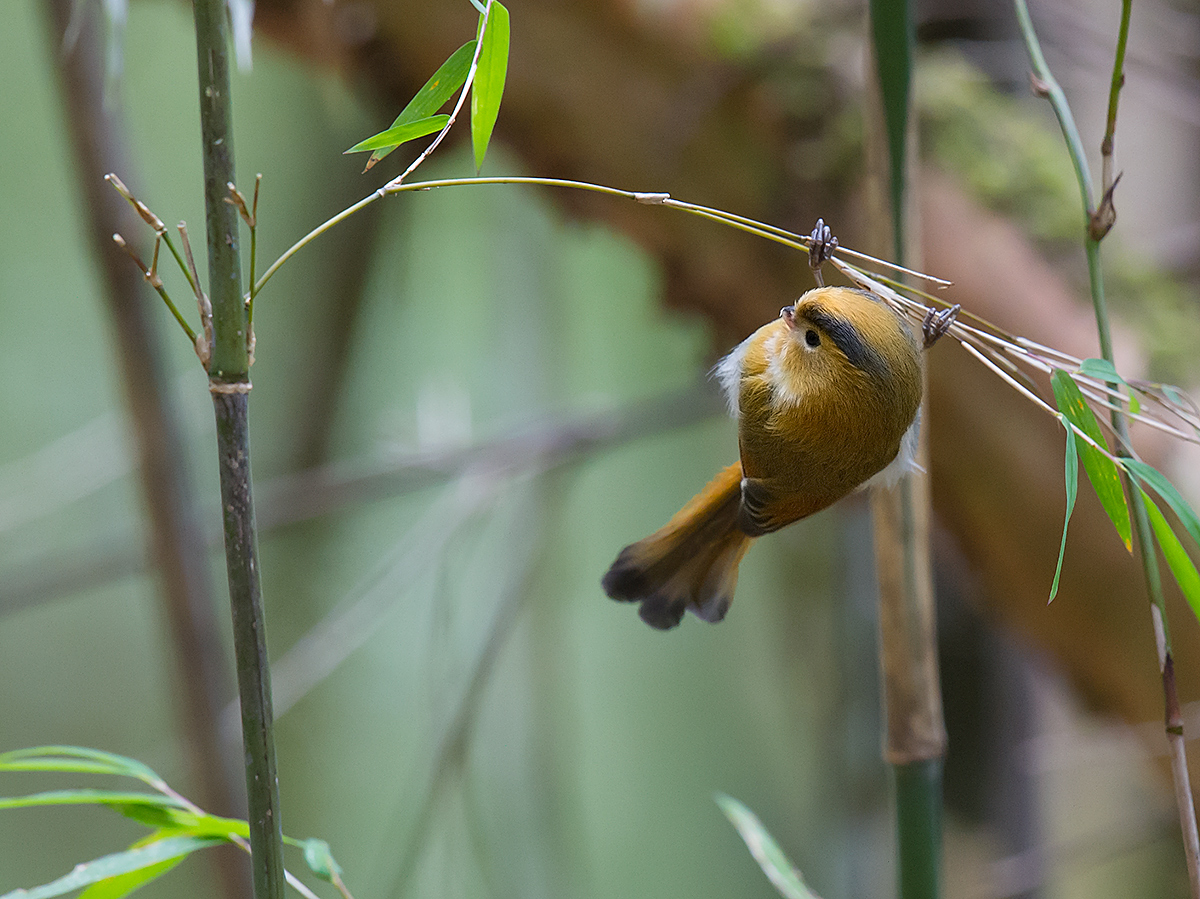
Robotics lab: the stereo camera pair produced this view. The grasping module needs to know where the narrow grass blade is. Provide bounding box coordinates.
[0,834,225,899]
[1051,369,1132,550]
[1050,422,1079,602]
[471,2,509,170]
[715,793,822,899]
[1141,490,1200,624]
[363,40,477,168]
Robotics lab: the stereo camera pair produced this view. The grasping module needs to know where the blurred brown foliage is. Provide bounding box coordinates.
[253,0,1199,757]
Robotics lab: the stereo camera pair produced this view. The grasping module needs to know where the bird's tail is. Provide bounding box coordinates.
[602,462,754,629]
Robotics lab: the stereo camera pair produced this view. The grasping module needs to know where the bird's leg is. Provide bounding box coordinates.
[921,304,960,349]
[808,218,838,288]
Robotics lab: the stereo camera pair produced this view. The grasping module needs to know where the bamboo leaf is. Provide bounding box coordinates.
[301,838,344,882]
[0,790,182,813]
[1050,369,1132,550]
[361,40,477,168]
[1076,357,1139,412]
[0,747,158,782]
[471,2,510,171]
[0,835,224,899]
[1050,422,1078,602]
[344,116,450,154]
[77,855,186,899]
[0,786,250,840]
[1164,384,1189,410]
[715,793,823,899]
[1123,458,1200,548]
[1140,490,1200,624]
[1077,357,1127,386]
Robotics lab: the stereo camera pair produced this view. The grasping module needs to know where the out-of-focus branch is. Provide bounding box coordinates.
[0,386,723,613]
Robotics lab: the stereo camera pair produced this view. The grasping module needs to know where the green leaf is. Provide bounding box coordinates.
[471,2,510,170]
[1076,357,1127,386]
[1049,422,1078,602]
[301,838,344,882]
[78,830,195,899]
[344,115,450,154]
[1123,458,1200,548]
[0,790,183,813]
[1140,490,1200,624]
[1163,384,1189,410]
[1076,357,1140,413]
[176,812,251,840]
[362,40,477,168]
[0,790,193,831]
[715,793,822,899]
[77,856,187,899]
[112,805,248,839]
[1050,369,1132,550]
[0,834,224,899]
[0,747,159,782]
[0,787,249,840]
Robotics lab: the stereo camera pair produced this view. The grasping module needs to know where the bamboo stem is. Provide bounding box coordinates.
[1014,2,1200,892]
[864,2,947,894]
[191,0,284,897]
[42,3,247,899]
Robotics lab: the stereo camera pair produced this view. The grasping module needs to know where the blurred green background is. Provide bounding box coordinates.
[0,1,1193,898]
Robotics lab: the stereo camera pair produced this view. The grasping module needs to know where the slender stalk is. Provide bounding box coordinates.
[253,176,950,298]
[1015,3,1200,893]
[42,4,246,899]
[191,1,284,898]
[894,761,943,899]
[213,390,283,899]
[1012,0,1095,216]
[1101,0,1133,193]
[871,472,946,899]
[865,1,946,895]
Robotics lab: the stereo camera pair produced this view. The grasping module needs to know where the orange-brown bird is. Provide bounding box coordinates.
[602,286,926,629]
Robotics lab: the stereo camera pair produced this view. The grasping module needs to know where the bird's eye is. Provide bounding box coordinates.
[804,328,821,348]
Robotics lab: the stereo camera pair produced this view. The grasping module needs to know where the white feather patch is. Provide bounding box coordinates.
[864,410,923,490]
[713,335,754,416]
[763,333,803,408]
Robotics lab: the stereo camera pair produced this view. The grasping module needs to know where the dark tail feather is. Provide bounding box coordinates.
[602,463,754,629]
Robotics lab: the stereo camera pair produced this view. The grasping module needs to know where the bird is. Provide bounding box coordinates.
[602,285,928,630]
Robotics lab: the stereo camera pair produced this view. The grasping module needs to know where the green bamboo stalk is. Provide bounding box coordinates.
[871,472,945,899]
[1100,0,1132,194]
[865,1,946,895]
[190,2,284,898]
[42,3,247,899]
[868,0,913,260]
[1013,2,1200,893]
[893,761,942,899]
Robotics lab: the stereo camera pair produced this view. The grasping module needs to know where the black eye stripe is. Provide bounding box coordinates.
[803,304,889,380]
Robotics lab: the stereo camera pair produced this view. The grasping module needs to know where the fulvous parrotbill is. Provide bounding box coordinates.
[602,286,924,629]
